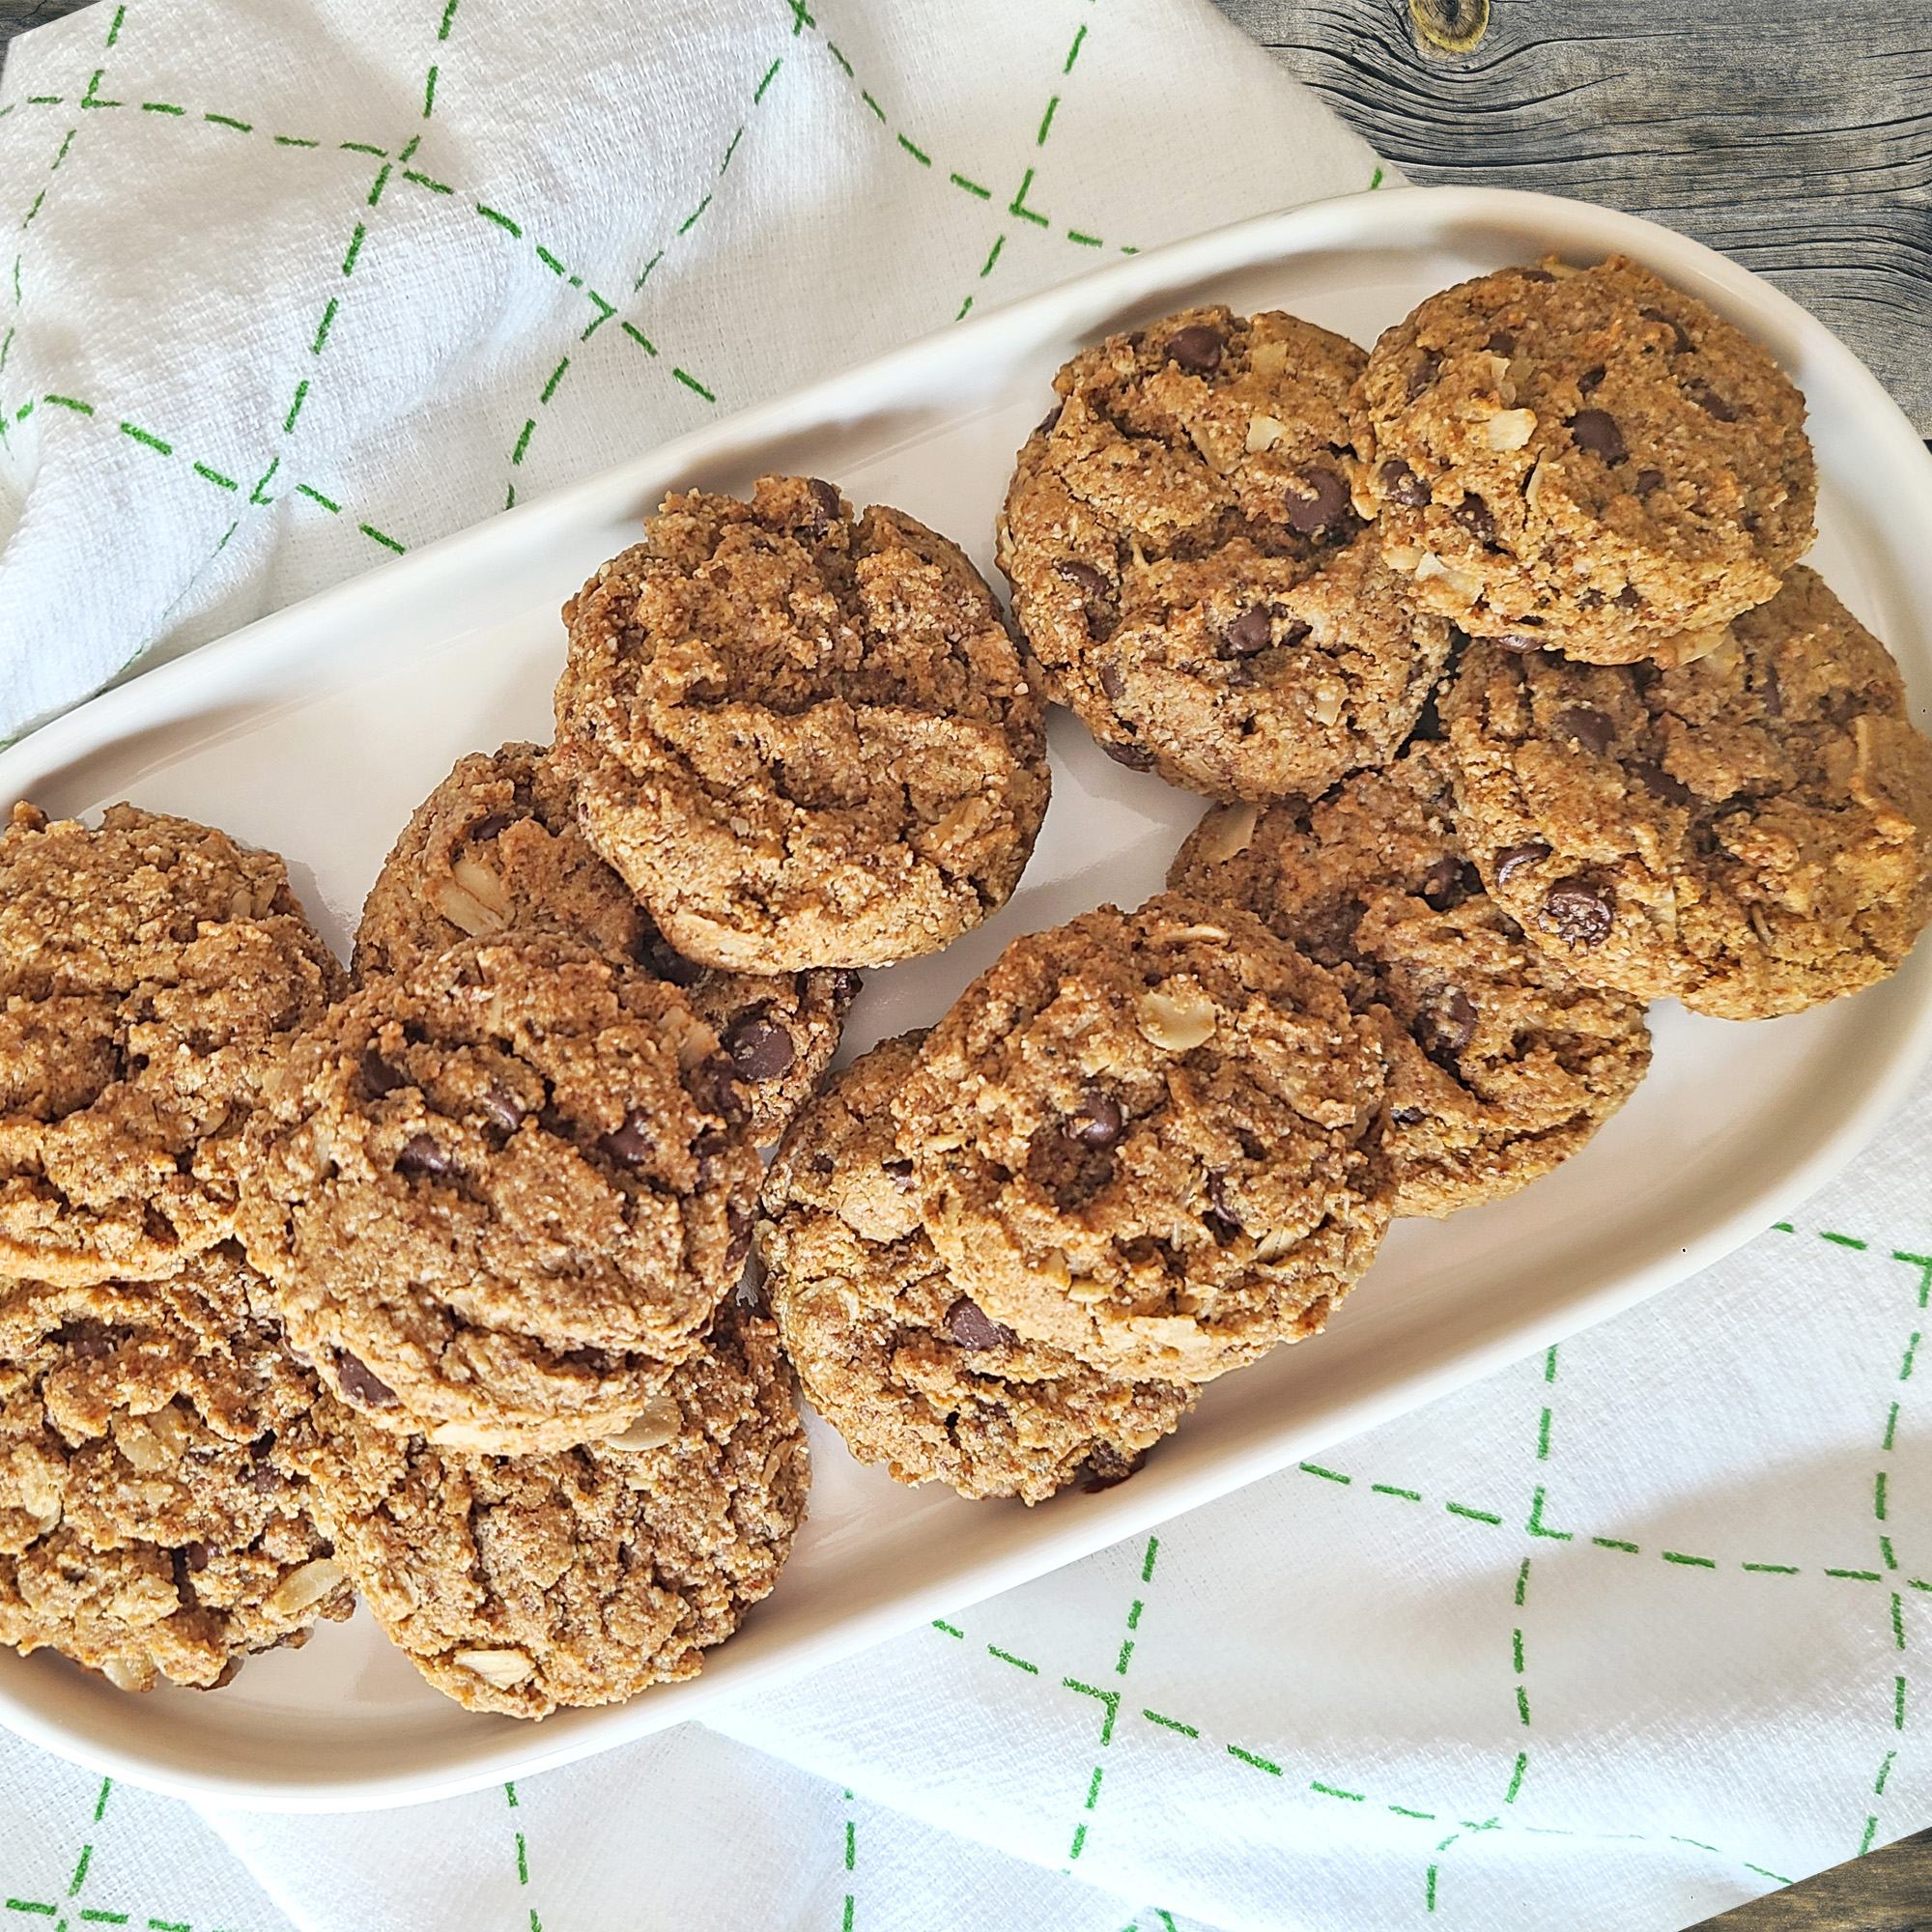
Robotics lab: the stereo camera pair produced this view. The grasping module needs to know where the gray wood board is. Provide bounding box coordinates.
[1215,0,1932,430]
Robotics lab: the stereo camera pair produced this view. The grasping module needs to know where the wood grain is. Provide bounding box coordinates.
[1688,1825,1932,1928]
[1213,0,1932,429]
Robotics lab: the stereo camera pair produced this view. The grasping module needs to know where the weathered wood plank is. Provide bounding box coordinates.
[1214,0,1932,428]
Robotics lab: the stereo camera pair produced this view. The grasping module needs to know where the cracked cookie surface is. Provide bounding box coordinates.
[898,895,1392,1383]
[998,306,1452,800]
[1170,742,1652,1217]
[0,802,344,1287]
[354,742,855,1145]
[759,1035,1194,1504]
[283,1298,807,1718]
[1439,569,1932,1018]
[238,933,763,1452]
[1354,256,1815,664]
[554,474,1049,973]
[0,1244,353,1691]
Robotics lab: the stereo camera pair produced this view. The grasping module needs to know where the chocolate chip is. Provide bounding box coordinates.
[336,1350,400,1408]
[690,1055,750,1126]
[1421,854,1480,911]
[1499,634,1545,653]
[1487,329,1516,356]
[1204,1210,1241,1247]
[945,1296,1018,1350]
[1614,584,1641,610]
[1631,760,1693,806]
[1055,557,1110,599]
[1634,469,1664,497]
[1580,366,1611,399]
[1283,466,1348,534]
[1552,706,1614,755]
[1077,1444,1145,1492]
[1453,494,1495,545]
[1066,1088,1123,1149]
[1224,607,1272,655]
[250,1459,282,1493]
[396,1133,450,1178]
[1379,458,1430,508]
[1103,738,1155,770]
[810,1151,836,1175]
[1542,877,1615,948]
[600,1111,654,1166]
[725,1206,753,1273]
[1166,324,1224,375]
[56,1321,118,1359]
[182,1541,211,1572]
[1761,666,1783,717]
[1577,588,1605,611]
[1407,354,1440,399]
[1641,305,1693,354]
[477,1085,524,1132]
[1036,405,1063,437]
[1207,1171,1245,1230]
[1570,410,1627,466]
[1495,841,1553,886]
[637,932,706,986]
[724,1014,796,1083]
[1435,988,1478,1053]
[1391,1106,1427,1126]
[358,1049,408,1099]
[825,968,863,1013]
[1518,266,1555,282]
[1099,661,1126,702]
[1278,618,1312,648]
[1685,380,1737,422]
[807,477,843,528]
[882,1155,916,1192]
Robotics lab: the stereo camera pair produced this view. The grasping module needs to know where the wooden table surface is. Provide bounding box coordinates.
[3,0,1930,1924]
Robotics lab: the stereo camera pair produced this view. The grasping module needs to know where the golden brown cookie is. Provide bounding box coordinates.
[1440,568,1932,1018]
[0,802,344,1287]
[997,305,1453,800]
[238,934,763,1453]
[1169,742,1652,1217]
[758,1035,1195,1504]
[0,1245,354,1691]
[1354,256,1815,664]
[554,475,1050,973]
[353,743,856,1145]
[283,1298,808,1718]
[897,895,1392,1384]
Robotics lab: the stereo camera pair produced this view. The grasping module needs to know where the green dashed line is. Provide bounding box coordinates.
[25,96,61,106]
[896,133,930,164]
[283,378,309,433]
[931,1620,963,1637]
[66,1846,90,1896]
[1528,1487,1573,1540]
[1594,1537,1640,1552]
[366,162,392,205]
[721,126,744,171]
[342,222,366,275]
[1671,1835,1720,1854]
[1391,1805,1436,1820]
[205,112,250,130]
[826,42,853,75]
[1893,1593,1906,1649]
[1446,1501,1502,1524]
[141,101,185,115]
[1515,1559,1531,1606]
[755,58,782,102]
[423,65,438,117]
[1505,1752,1528,1804]
[1827,1569,1885,1582]
[1065,23,1087,70]
[311,297,338,354]
[1370,165,1384,188]
[1037,94,1060,144]
[1067,228,1102,246]
[1745,1862,1792,1885]
[119,421,172,454]
[274,135,320,147]
[1545,1346,1559,1383]
[78,1915,126,1925]
[193,462,237,490]
[676,198,710,235]
[1662,1551,1717,1569]
[1822,1232,1868,1250]
[1883,1536,1900,1571]
[439,0,459,37]
[980,233,1005,276]
[516,1833,527,1884]
[1115,1639,1134,1675]
[860,90,886,122]
[1228,1746,1280,1775]
[1877,1748,1898,1795]
[1009,165,1048,225]
[477,204,521,237]
[1065,1679,1122,1745]
[1517,1686,1531,1724]
[22,190,45,225]
[1067,1822,1087,1860]
[987,1645,1038,1675]
[621,322,657,355]
[535,245,567,274]
[249,454,279,503]
[1904,1332,1922,1380]
[1887,1402,1902,1450]
[1311,1781,1366,1803]
[80,70,121,110]
[44,394,92,413]
[510,417,535,465]
[540,356,569,404]
[1894,1252,1932,1306]
[296,483,340,511]
[1126,1600,1144,1630]
[1742,1562,1799,1575]
[1373,1484,1422,1501]
[582,293,615,338]
[340,139,385,156]
[672,368,716,401]
[1512,1629,1525,1673]
[950,172,991,198]
[1773,1220,1796,1233]
[1084,1765,1104,1809]
[1142,1538,1160,1583]
[359,523,405,554]
[403,169,453,193]
[1300,1463,1350,1485]
[1878,1471,1890,1520]
[634,248,665,290]
[1538,1408,1553,1460]
[1142,1710,1198,1737]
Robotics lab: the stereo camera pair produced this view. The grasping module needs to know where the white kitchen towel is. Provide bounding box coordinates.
[1,1,1926,1930]
[0,0,1387,738]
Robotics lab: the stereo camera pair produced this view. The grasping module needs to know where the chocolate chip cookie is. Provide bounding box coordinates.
[759,1035,1195,1503]
[1354,256,1816,664]
[1170,743,1652,1217]
[998,306,1453,800]
[898,895,1391,1383]
[353,743,855,1145]
[0,802,345,1287]
[284,1298,807,1718]
[238,933,763,1452]
[0,1244,354,1692]
[554,475,1050,973]
[1440,568,1932,1018]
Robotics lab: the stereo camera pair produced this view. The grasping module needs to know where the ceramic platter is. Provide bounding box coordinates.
[3,186,1929,1809]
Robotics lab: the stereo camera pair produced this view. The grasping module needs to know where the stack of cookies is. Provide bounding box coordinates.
[5,253,1931,1719]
